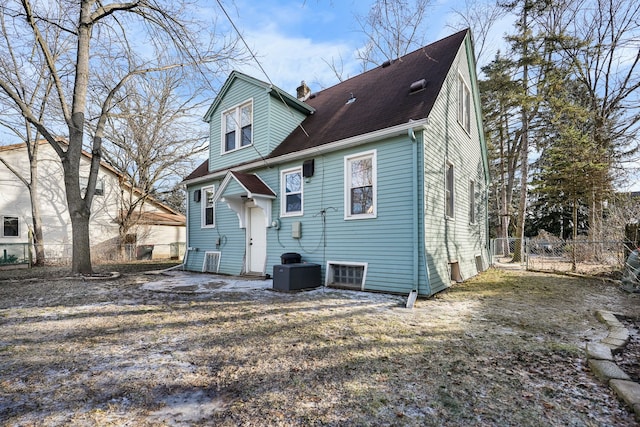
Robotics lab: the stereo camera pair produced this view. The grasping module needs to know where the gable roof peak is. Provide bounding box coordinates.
[203,71,314,122]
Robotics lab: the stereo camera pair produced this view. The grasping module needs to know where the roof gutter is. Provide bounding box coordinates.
[182,119,430,186]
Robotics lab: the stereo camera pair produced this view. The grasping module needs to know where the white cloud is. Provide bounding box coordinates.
[215,0,366,95]
[237,26,360,95]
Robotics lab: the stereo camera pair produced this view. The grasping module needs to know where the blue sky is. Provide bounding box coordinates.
[217,0,480,95]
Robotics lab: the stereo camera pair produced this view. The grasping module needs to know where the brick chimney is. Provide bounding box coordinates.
[296,81,311,101]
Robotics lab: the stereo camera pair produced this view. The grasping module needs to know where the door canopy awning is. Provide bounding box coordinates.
[214,171,276,228]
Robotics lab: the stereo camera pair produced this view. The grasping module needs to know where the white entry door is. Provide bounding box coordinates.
[248,207,267,273]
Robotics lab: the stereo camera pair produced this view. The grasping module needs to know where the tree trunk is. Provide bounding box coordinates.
[64,0,95,275]
[512,2,530,263]
[29,183,45,266]
[69,209,92,274]
[571,197,578,272]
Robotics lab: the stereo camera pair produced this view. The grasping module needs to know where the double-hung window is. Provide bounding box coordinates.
[445,162,455,219]
[222,101,252,153]
[345,150,377,219]
[457,75,471,134]
[202,186,215,228]
[2,216,19,237]
[469,179,476,224]
[281,167,303,216]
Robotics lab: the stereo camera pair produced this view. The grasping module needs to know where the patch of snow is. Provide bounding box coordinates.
[147,389,228,426]
[142,271,272,294]
[141,271,406,306]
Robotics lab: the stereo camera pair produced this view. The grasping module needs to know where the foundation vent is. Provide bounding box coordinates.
[202,251,221,273]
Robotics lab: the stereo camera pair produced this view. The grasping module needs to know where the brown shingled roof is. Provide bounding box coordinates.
[183,159,209,182]
[230,171,276,197]
[183,29,468,182]
[121,211,186,226]
[269,29,468,158]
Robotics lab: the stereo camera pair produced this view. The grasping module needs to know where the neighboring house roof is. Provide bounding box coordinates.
[184,29,469,183]
[120,211,186,226]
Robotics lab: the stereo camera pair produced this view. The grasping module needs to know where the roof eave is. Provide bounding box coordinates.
[183,119,429,185]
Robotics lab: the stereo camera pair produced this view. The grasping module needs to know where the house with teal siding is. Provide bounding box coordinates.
[182,29,489,297]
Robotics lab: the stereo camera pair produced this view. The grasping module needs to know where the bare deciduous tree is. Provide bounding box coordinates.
[355,0,433,71]
[0,0,241,274]
[100,70,208,246]
[449,0,508,66]
[540,0,640,241]
[0,8,63,266]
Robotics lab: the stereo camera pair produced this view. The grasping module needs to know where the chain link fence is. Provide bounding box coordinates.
[490,237,633,277]
[0,242,186,268]
[0,243,31,268]
[41,243,186,266]
[490,238,526,267]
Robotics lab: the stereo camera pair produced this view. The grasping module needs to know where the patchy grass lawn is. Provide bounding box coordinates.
[1,268,639,426]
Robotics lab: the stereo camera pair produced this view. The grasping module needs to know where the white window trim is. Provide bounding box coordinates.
[220,99,253,154]
[445,161,455,220]
[201,186,216,228]
[2,215,19,237]
[344,149,377,220]
[457,73,471,135]
[280,166,303,217]
[469,179,477,224]
[80,176,104,197]
[325,261,368,290]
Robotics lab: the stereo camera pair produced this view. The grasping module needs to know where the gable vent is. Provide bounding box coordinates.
[346,93,357,105]
[202,251,221,273]
[409,79,427,94]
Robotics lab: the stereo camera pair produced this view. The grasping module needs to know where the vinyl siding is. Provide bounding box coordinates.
[268,136,423,294]
[186,33,487,297]
[186,135,427,294]
[207,79,307,173]
[422,36,489,293]
[267,95,308,153]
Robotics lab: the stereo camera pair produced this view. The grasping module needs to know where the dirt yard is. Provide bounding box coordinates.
[1,266,639,426]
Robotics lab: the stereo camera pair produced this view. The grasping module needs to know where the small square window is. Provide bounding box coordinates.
[2,216,19,237]
[80,176,104,197]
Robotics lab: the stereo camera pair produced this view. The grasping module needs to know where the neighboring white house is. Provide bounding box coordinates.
[0,140,186,263]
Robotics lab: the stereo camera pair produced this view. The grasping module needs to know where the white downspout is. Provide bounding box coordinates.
[407,127,419,308]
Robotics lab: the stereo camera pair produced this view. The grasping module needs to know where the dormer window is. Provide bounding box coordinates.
[222,100,253,153]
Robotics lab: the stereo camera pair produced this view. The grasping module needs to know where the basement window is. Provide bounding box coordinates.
[326,261,368,290]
